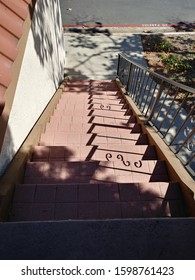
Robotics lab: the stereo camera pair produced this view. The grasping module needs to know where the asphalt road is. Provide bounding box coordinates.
[60,0,195,26]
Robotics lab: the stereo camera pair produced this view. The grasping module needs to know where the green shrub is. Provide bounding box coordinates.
[160,54,192,72]
[155,39,174,52]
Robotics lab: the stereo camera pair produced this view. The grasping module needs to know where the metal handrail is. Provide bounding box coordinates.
[118,53,195,94]
[117,53,195,177]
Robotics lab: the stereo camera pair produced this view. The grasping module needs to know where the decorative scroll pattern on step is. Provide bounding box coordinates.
[100,104,111,110]
[106,153,112,161]
[105,153,143,168]
[117,154,130,166]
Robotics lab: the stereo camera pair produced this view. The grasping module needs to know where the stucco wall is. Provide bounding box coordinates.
[0,0,65,175]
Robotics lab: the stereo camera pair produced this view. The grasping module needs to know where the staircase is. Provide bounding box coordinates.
[9,80,186,221]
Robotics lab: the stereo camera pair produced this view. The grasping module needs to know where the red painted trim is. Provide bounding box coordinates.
[63,23,195,28]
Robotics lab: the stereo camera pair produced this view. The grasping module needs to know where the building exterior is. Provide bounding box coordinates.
[0,0,65,175]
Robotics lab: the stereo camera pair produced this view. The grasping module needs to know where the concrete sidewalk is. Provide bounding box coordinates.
[64,30,147,80]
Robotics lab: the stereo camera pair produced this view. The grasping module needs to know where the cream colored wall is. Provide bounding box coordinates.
[0,0,65,175]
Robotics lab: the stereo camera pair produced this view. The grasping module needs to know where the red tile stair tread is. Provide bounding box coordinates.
[13,182,183,203]
[23,160,169,184]
[32,144,157,161]
[39,128,143,146]
[11,182,185,221]
[45,118,138,132]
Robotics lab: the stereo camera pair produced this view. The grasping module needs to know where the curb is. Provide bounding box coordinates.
[64,26,195,35]
[63,23,195,33]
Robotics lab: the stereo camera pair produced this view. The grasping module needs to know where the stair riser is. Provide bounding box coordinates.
[10,199,185,221]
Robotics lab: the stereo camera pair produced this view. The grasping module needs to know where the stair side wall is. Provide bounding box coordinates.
[0,0,65,175]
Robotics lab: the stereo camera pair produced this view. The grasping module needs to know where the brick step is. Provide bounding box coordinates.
[63,85,91,91]
[55,104,131,117]
[62,92,120,102]
[39,133,149,151]
[64,80,118,90]
[55,101,128,114]
[88,108,133,119]
[45,116,137,134]
[58,97,90,107]
[48,110,134,127]
[88,98,126,106]
[90,104,129,113]
[56,97,127,107]
[32,145,157,162]
[90,86,119,91]
[63,88,120,96]
[23,160,169,184]
[61,94,88,101]
[89,89,120,94]
[10,182,186,221]
[64,82,118,88]
[89,79,116,84]
[39,125,142,146]
[45,121,138,135]
[64,86,119,94]
[90,80,118,86]
[53,106,131,120]
[89,92,123,100]
[57,91,125,104]
[66,79,92,85]
[65,80,117,86]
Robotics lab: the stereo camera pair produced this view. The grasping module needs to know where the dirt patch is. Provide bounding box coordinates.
[141,33,195,114]
[141,33,195,88]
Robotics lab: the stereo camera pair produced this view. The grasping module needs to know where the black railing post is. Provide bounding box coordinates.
[125,62,132,94]
[117,54,121,77]
[146,81,164,123]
